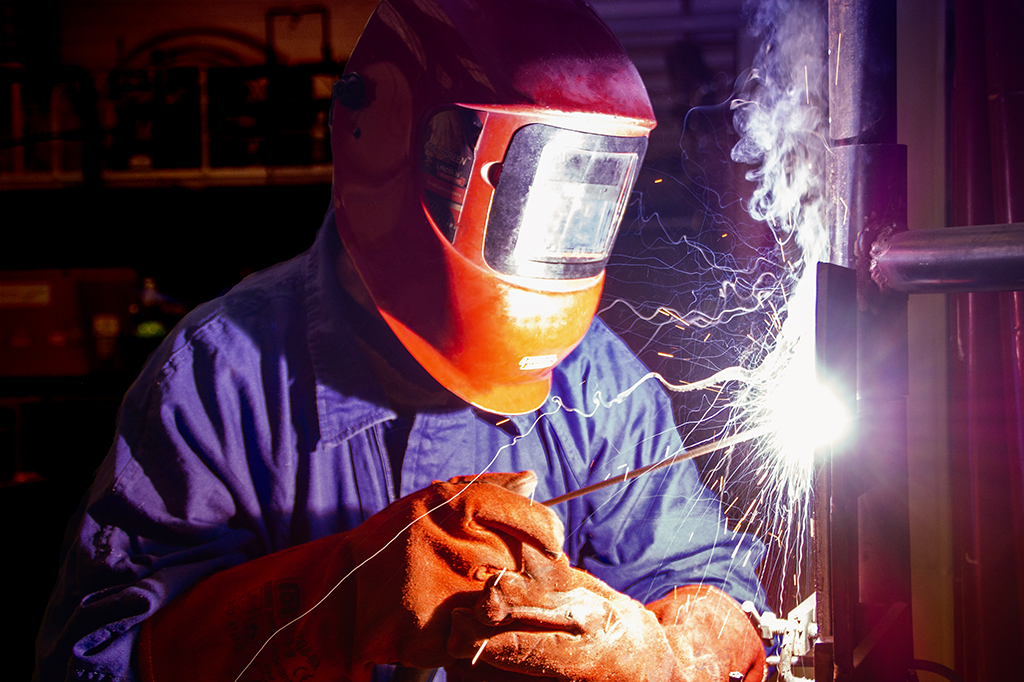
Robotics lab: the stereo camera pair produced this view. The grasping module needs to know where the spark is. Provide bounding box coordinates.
[592,0,833,615]
[614,458,630,481]
[766,299,782,329]
[738,496,760,528]
[660,307,689,324]
[838,195,850,230]
[835,32,842,85]
[724,497,739,517]
[472,639,489,665]
[752,519,766,540]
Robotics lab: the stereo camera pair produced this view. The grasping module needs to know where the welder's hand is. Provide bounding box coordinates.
[138,471,564,682]
[446,545,682,682]
[346,470,565,671]
[446,548,766,682]
[647,584,767,682]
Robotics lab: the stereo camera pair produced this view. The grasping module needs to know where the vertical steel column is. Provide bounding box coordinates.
[813,263,858,681]
[821,0,912,680]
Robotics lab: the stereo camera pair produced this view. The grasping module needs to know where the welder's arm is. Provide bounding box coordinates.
[446,545,766,682]
[138,471,565,682]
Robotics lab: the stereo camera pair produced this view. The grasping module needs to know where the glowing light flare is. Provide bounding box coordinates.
[766,368,851,465]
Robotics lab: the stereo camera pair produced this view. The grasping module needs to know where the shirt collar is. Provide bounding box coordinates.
[305,209,394,443]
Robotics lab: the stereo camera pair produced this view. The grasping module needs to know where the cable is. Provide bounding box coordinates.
[909,659,965,682]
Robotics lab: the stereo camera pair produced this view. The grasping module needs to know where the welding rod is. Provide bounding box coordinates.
[542,424,774,507]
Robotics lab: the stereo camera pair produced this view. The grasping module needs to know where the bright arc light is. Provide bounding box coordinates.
[769,371,851,464]
[806,382,851,450]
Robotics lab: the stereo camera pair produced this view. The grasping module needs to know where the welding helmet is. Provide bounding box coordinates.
[330,0,655,414]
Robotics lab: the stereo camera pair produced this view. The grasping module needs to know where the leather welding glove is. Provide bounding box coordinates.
[647,584,768,682]
[446,543,766,682]
[138,471,564,682]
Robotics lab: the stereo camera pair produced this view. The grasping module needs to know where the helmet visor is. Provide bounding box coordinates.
[485,124,646,280]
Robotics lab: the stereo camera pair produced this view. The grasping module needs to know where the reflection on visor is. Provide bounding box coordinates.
[421,108,484,243]
[486,124,646,280]
[516,148,634,262]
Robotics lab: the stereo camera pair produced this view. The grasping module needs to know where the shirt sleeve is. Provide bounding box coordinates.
[550,319,770,612]
[34,309,293,682]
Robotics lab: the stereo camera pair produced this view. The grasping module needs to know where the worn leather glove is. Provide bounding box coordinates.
[447,542,681,682]
[648,584,767,682]
[138,471,564,682]
[446,544,766,682]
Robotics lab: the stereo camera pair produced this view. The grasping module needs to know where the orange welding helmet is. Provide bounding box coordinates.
[330,0,655,414]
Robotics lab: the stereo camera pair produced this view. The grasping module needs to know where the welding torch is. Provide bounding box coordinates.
[542,423,773,506]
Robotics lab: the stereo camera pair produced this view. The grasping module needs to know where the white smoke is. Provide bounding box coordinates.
[732,0,829,261]
[720,0,831,605]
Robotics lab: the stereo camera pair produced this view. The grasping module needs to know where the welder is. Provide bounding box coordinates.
[35,1,769,681]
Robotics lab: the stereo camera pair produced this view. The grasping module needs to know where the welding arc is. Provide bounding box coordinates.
[542,424,773,507]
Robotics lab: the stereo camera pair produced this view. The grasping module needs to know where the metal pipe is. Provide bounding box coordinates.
[870,223,1024,293]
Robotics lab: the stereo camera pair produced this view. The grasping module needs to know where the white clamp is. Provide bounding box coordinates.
[742,593,818,682]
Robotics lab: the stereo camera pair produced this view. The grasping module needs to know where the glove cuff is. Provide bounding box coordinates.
[138,532,360,682]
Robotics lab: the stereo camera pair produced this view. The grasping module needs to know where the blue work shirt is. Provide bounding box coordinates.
[35,212,768,682]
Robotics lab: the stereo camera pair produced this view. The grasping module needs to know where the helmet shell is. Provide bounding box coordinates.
[331,0,655,414]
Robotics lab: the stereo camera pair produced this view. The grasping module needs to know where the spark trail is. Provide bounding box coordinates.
[720,0,832,607]
[601,0,831,611]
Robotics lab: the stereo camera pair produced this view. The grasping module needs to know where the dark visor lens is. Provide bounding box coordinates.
[485,124,646,280]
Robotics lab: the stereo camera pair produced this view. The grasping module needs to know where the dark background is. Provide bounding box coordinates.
[1,1,966,681]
